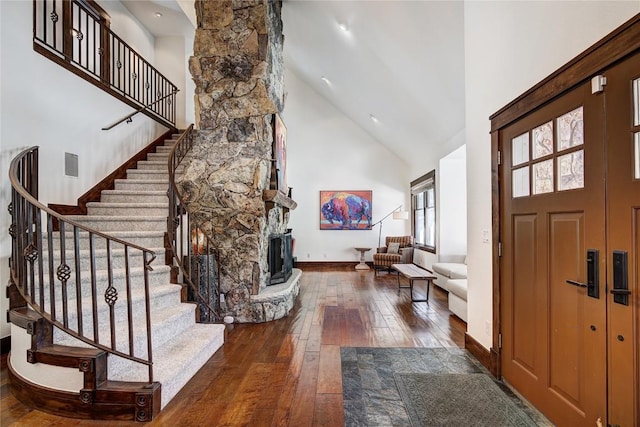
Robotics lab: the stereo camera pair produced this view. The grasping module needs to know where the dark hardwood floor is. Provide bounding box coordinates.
[1,265,467,426]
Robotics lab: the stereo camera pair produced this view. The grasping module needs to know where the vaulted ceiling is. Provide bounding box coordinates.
[122,1,467,169]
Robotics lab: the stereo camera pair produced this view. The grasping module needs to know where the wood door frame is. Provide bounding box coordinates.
[488,13,640,378]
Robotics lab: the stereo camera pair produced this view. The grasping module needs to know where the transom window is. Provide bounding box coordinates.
[511,106,585,198]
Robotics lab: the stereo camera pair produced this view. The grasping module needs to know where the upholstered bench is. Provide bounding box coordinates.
[447,279,468,322]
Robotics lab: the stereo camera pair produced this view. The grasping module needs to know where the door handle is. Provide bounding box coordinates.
[611,251,629,305]
[566,279,587,288]
[565,249,599,298]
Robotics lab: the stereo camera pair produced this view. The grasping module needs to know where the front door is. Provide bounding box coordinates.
[501,79,607,426]
[500,52,639,426]
[604,51,639,426]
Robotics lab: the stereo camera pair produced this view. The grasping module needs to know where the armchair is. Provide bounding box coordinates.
[373,236,414,276]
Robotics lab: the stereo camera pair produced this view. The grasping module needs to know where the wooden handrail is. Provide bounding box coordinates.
[102,89,180,130]
[166,125,222,322]
[8,146,156,381]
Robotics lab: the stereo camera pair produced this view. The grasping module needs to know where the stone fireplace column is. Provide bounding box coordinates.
[179,0,287,323]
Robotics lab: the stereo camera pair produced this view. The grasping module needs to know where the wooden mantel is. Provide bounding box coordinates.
[262,190,297,210]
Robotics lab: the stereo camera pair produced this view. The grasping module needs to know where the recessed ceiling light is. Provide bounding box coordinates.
[369,114,379,123]
[154,12,163,17]
[338,22,349,32]
[321,76,331,85]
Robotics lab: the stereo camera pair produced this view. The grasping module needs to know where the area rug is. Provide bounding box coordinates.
[341,347,548,427]
[394,373,539,427]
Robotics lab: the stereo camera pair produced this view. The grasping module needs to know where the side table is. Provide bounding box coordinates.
[354,247,371,270]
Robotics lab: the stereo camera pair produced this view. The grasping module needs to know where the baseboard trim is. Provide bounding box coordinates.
[1,336,10,355]
[465,332,498,377]
[296,261,366,270]
[48,129,176,216]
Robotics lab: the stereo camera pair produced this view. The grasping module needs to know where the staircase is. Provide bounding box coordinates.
[7,133,225,421]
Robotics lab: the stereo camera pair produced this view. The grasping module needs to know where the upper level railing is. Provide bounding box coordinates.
[33,0,178,129]
[167,125,222,323]
[9,147,156,382]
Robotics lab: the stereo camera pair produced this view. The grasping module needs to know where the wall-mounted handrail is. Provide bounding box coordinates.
[166,125,222,323]
[8,146,156,382]
[102,89,180,130]
[33,0,178,129]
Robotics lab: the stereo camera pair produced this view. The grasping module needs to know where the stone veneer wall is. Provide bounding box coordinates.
[179,0,291,323]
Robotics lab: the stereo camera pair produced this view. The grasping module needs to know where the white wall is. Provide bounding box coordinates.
[0,1,168,339]
[156,35,195,129]
[284,70,410,262]
[184,35,196,127]
[464,1,639,349]
[439,145,467,257]
[412,142,467,272]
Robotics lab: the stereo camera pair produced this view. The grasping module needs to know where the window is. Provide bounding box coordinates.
[411,170,436,252]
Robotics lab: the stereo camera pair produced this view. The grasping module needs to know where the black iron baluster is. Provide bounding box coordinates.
[58,221,69,328]
[89,232,99,343]
[35,207,44,310]
[75,4,81,65]
[74,225,83,335]
[84,9,89,70]
[143,251,154,382]
[25,201,37,305]
[105,239,117,350]
[47,213,56,318]
[43,0,47,45]
[125,245,134,355]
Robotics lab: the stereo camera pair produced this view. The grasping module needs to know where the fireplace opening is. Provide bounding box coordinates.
[268,232,293,286]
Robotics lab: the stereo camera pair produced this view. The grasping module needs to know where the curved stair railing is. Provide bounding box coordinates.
[167,125,222,323]
[9,146,156,381]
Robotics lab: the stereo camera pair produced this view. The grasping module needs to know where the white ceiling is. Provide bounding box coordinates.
[122,1,466,168]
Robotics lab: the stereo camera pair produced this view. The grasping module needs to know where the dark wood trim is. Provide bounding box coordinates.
[465,332,498,377]
[49,129,175,216]
[490,13,640,131]
[410,169,436,253]
[1,336,10,356]
[491,130,502,380]
[8,357,161,422]
[262,190,297,210]
[295,261,363,270]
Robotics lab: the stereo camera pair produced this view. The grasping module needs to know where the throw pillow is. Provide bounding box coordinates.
[387,242,400,254]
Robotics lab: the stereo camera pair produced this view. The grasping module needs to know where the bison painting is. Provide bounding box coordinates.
[320,191,372,230]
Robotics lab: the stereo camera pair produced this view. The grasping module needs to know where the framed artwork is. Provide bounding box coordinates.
[320,191,372,230]
[273,113,287,192]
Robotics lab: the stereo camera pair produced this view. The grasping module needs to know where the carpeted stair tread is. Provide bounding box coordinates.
[49,283,183,323]
[107,322,225,408]
[40,246,165,270]
[64,215,167,232]
[54,293,197,359]
[86,202,168,208]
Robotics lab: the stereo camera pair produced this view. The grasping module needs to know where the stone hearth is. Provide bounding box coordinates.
[178,0,297,323]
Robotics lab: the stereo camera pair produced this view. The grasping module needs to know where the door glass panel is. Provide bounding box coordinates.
[512,133,530,166]
[533,160,554,194]
[513,166,530,197]
[635,132,639,179]
[634,78,639,126]
[558,150,584,191]
[557,107,584,151]
[533,121,553,159]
